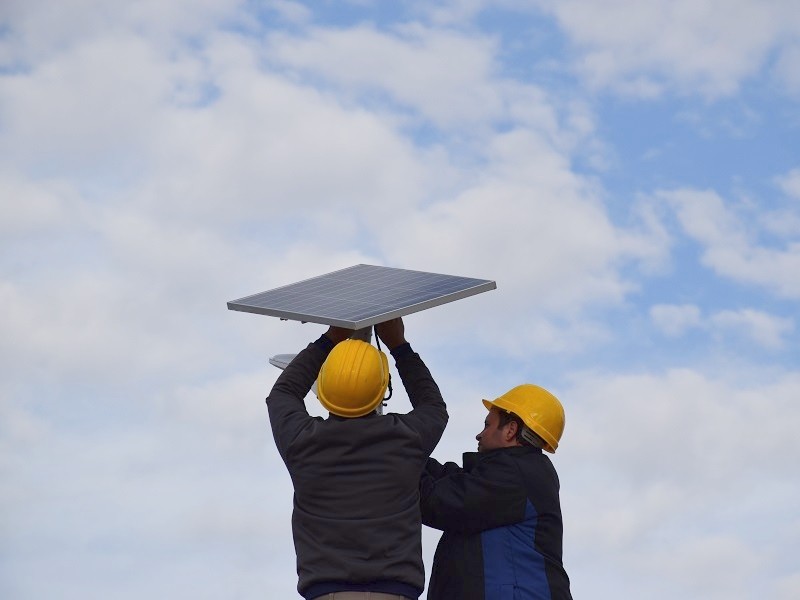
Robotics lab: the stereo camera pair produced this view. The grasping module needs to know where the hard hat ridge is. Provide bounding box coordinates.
[317,339,389,418]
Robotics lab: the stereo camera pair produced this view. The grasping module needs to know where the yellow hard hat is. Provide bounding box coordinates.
[482,384,565,453]
[317,339,389,418]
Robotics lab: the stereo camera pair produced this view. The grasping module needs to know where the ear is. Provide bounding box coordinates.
[504,419,518,442]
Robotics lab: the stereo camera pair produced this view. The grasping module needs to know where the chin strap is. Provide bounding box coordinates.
[374,334,393,403]
[520,426,545,449]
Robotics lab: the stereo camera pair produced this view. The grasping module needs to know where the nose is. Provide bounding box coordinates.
[475,431,481,441]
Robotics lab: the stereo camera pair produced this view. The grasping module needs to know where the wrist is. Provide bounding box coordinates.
[389,342,413,360]
[314,334,336,353]
[324,326,351,344]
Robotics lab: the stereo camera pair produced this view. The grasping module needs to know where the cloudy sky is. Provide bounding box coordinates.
[2,1,799,598]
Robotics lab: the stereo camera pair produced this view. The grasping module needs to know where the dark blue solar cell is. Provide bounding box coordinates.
[227,264,496,328]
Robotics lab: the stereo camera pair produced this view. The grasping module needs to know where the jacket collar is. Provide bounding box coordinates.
[462,445,541,469]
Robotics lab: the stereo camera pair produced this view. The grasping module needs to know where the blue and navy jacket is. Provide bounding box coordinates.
[420,447,572,600]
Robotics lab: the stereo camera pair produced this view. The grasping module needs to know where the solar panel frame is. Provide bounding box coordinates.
[227,264,496,329]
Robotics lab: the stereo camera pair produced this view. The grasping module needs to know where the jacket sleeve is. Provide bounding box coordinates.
[420,453,529,534]
[393,345,448,456]
[423,456,464,480]
[265,341,328,463]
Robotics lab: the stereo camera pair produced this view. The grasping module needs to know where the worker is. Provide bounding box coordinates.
[419,384,572,600]
[266,317,448,600]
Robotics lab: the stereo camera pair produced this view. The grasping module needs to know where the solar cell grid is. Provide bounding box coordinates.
[227,264,496,328]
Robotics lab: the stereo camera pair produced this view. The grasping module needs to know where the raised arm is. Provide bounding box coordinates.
[379,318,448,456]
[266,326,349,460]
[420,454,529,534]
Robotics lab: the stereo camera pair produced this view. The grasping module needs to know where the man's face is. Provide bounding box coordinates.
[476,408,516,452]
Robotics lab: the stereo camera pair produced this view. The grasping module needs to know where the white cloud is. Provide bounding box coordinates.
[0,34,167,174]
[776,572,800,600]
[263,0,312,25]
[759,209,800,238]
[0,0,242,69]
[650,303,702,336]
[384,124,670,344]
[3,3,798,599]
[660,188,800,298]
[772,41,800,96]
[0,273,217,382]
[0,172,73,235]
[535,0,800,98]
[775,167,800,200]
[261,19,598,160]
[265,23,505,127]
[710,308,794,349]
[0,3,668,362]
[1,413,299,599]
[156,370,281,451]
[645,535,763,599]
[78,30,445,226]
[6,5,442,218]
[54,18,664,358]
[560,367,800,598]
[420,0,489,25]
[651,303,793,349]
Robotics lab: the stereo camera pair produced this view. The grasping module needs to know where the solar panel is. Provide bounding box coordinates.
[227,264,496,329]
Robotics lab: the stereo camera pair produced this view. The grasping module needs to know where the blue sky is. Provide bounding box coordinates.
[1,1,799,599]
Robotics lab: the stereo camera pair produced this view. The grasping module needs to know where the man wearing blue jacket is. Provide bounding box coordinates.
[420,384,572,600]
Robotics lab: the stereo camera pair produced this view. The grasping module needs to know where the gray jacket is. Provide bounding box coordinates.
[266,338,448,598]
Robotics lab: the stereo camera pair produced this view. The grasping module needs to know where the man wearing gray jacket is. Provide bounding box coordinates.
[266,318,448,600]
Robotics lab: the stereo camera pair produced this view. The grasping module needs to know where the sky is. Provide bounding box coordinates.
[1,0,799,598]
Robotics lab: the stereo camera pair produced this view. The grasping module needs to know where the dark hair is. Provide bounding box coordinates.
[496,409,544,448]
